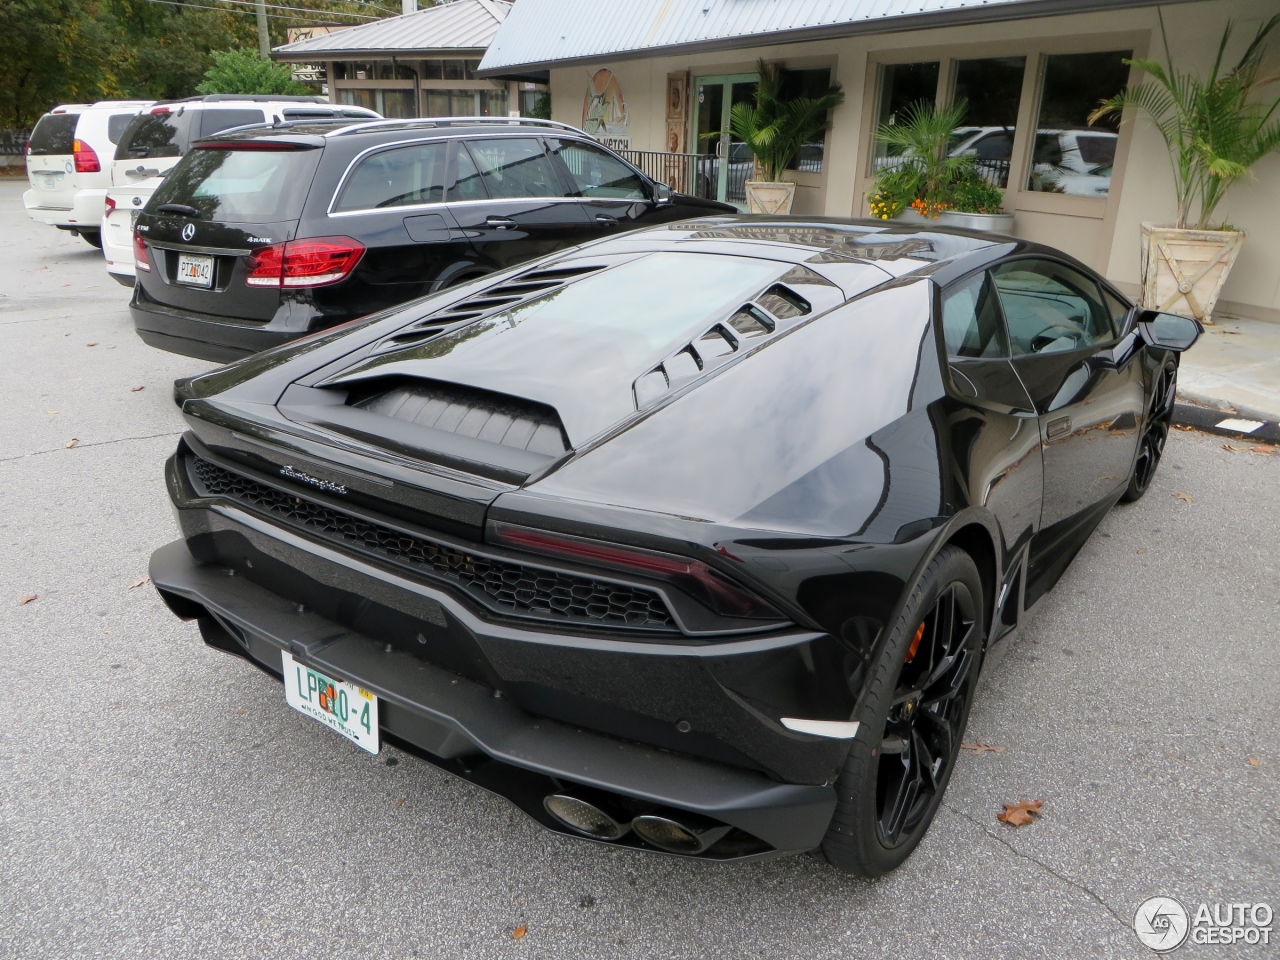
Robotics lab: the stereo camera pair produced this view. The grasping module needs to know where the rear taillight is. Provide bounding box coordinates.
[490,524,783,620]
[245,237,364,288]
[104,195,116,215]
[72,139,100,173]
[24,140,31,157]
[150,106,171,115]
[133,230,150,271]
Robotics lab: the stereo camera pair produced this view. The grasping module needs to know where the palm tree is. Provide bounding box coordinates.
[725,59,845,183]
[873,98,974,215]
[1090,12,1280,229]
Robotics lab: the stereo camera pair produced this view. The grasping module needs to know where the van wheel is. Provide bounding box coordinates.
[818,545,985,876]
[80,229,103,249]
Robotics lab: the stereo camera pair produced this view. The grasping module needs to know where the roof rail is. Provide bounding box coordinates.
[325,116,585,137]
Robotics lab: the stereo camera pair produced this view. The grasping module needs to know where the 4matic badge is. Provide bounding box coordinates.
[280,464,347,495]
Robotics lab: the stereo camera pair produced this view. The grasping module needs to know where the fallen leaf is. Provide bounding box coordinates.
[997,799,1044,827]
[1249,445,1277,455]
[127,576,150,589]
[65,438,78,448]
[512,925,528,940]
[1136,548,1146,555]
[962,741,1007,754]
[130,385,145,392]
[1173,492,1194,504]
[1172,423,1195,432]
[19,594,38,605]
[396,797,405,807]
[1247,757,1260,767]
[47,409,58,415]
[85,342,97,347]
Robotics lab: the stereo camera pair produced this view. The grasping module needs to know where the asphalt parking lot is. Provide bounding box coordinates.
[1,178,1277,959]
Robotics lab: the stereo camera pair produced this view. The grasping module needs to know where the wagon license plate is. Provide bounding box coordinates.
[43,176,57,190]
[176,253,214,288]
[282,652,380,754]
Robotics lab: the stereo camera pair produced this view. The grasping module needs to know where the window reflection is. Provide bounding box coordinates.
[872,61,940,173]
[1026,51,1131,197]
[950,57,1026,188]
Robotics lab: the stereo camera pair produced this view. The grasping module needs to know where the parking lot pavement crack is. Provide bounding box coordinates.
[942,805,1129,931]
[0,431,183,464]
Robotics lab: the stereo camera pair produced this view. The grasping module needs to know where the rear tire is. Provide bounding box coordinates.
[819,546,985,876]
[80,229,103,249]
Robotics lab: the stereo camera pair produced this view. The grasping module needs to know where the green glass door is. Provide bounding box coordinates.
[692,73,758,209]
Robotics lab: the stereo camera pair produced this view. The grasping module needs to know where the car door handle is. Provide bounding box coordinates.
[485,216,517,229]
[595,215,619,226]
[1046,416,1072,440]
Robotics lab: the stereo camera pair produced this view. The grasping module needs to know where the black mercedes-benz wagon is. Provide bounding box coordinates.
[149,217,1200,874]
[129,117,731,362]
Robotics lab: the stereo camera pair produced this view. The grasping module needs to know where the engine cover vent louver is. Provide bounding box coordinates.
[372,263,608,355]
[349,378,570,458]
[631,285,812,411]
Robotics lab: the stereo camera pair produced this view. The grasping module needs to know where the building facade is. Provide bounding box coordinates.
[480,0,1280,320]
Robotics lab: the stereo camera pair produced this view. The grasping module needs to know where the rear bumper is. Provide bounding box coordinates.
[130,294,295,362]
[102,209,135,276]
[24,188,106,229]
[151,538,837,858]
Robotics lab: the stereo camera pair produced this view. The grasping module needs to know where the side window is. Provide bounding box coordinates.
[334,142,447,212]
[551,139,647,199]
[1101,287,1131,332]
[107,113,135,144]
[464,138,568,200]
[991,259,1114,356]
[942,271,1007,358]
[448,141,488,201]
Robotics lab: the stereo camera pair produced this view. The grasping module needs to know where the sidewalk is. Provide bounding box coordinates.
[1179,313,1280,422]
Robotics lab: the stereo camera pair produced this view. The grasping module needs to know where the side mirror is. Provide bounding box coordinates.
[652,181,673,204]
[1136,310,1202,352]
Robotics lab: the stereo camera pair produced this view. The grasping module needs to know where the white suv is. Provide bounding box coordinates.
[24,101,153,247]
[101,95,380,284]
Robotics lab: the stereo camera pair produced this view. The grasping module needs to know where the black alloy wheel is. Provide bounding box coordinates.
[1122,361,1177,503]
[819,546,985,876]
[875,580,979,847]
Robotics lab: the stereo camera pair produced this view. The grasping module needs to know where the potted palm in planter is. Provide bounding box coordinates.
[1090,14,1280,322]
[866,99,1013,232]
[725,59,844,215]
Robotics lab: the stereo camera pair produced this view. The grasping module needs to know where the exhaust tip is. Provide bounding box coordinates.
[543,794,630,841]
[632,812,731,855]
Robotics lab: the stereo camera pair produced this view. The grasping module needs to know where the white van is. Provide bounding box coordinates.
[101,95,380,284]
[24,101,153,247]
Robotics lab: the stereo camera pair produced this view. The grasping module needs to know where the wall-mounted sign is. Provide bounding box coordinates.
[582,69,628,150]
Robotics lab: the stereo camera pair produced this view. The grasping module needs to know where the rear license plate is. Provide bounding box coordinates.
[43,176,56,189]
[176,253,214,288]
[282,652,380,754]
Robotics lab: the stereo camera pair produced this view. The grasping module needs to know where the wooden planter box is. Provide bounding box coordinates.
[744,181,796,215]
[1139,223,1244,323]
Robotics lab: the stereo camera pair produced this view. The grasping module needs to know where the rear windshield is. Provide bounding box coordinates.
[196,108,266,138]
[147,146,321,222]
[116,112,192,160]
[28,114,77,155]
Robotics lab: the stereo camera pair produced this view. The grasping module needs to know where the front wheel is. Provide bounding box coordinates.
[1121,361,1176,503]
[819,545,985,876]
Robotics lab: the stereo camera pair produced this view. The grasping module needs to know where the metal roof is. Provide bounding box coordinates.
[477,0,1181,75]
[273,0,510,61]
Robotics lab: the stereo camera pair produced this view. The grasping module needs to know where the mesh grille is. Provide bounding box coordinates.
[189,456,677,632]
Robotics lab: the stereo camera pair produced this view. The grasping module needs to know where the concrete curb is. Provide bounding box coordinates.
[1173,400,1280,444]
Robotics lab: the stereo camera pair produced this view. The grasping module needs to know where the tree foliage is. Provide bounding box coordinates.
[1091,12,1280,229]
[0,0,398,128]
[196,48,308,95]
